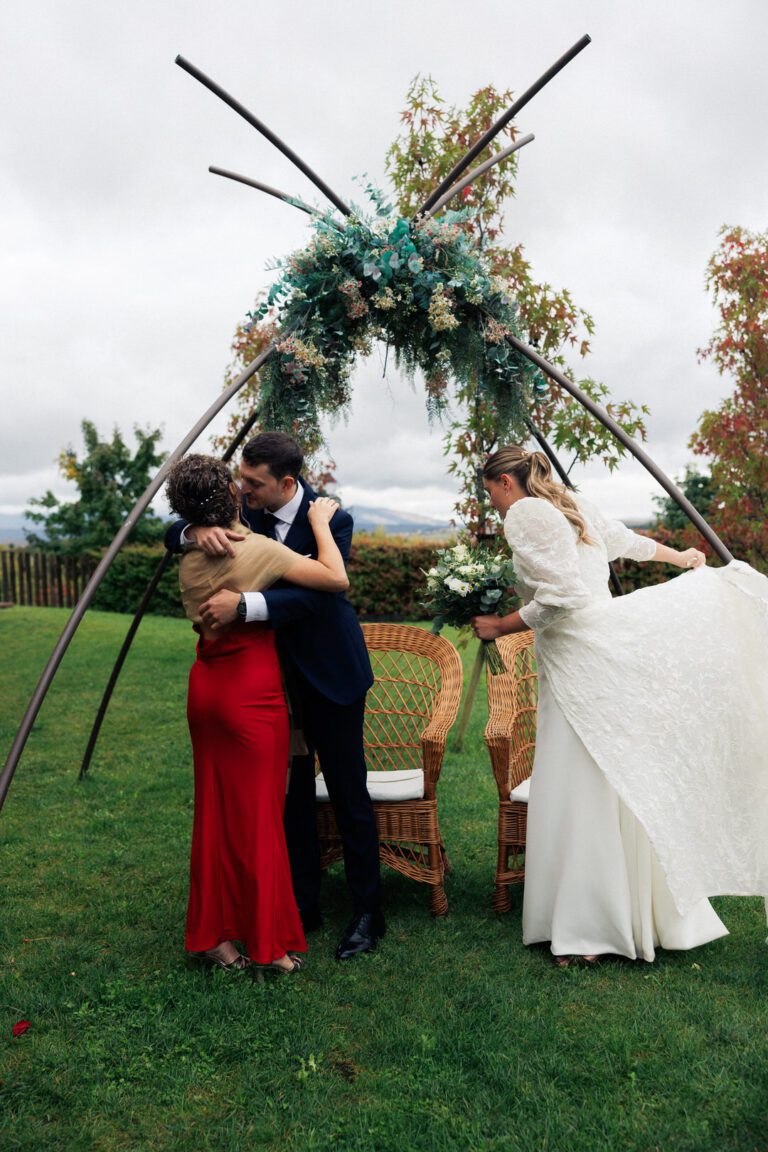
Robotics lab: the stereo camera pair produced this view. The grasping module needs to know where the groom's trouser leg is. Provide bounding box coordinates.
[300,683,382,917]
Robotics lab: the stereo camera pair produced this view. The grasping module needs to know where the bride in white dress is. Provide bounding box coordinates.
[472,445,768,964]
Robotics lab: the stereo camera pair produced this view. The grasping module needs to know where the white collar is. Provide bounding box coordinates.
[271,482,304,527]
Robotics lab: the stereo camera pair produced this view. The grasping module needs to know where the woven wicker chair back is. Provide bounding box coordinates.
[360,623,463,773]
[487,633,538,791]
[484,632,538,906]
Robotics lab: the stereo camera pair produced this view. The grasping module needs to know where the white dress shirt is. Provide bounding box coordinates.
[243,483,304,620]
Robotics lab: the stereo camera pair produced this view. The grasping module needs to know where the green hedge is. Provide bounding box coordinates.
[88,546,185,617]
[87,535,443,620]
[347,534,439,619]
[86,533,683,621]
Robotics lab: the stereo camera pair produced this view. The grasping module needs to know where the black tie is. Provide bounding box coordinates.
[263,512,280,540]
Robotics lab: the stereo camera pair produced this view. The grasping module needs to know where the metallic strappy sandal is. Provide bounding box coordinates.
[196,947,250,972]
[257,955,303,975]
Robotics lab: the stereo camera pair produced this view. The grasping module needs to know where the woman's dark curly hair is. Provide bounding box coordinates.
[165,455,238,528]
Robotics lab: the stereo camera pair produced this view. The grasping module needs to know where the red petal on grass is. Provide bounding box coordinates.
[12,1020,31,1037]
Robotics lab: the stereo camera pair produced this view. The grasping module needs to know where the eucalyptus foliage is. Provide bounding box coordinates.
[248,187,546,455]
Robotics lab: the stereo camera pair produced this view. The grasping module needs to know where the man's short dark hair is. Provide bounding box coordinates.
[241,432,303,481]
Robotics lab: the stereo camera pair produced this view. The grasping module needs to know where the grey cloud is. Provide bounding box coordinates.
[2,0,766,531]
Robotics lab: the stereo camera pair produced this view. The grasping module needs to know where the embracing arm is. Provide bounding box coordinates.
[164,518,188,554]
[198,499,348,631]
[280,499,349,592]
[165,518,245,558]
[260,508,353,626]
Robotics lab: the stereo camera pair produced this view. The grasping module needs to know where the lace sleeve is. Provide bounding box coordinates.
[578,496,657,563]
[503,498,591,631]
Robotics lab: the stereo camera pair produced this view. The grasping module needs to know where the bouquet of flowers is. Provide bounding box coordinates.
[423,541,518,674]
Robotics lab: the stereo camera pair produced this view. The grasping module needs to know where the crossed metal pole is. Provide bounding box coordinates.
[0,34,733,814]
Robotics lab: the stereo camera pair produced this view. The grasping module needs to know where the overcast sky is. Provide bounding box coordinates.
[2,0,766,528]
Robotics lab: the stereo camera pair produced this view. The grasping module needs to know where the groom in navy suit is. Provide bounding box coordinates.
[165,432,384,960]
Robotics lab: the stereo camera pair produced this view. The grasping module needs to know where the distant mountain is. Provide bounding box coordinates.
[0,515,28,546]
[348,506,454,537]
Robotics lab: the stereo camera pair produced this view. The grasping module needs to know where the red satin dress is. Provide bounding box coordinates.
[185,623,306,964]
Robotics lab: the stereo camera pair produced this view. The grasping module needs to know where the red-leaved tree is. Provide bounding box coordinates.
[689,226,768,569]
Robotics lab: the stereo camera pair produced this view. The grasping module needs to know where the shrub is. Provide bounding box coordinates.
[348,534,440,619]
[85,536,443,621]
[88,546,184,617]
[85,535,686,621]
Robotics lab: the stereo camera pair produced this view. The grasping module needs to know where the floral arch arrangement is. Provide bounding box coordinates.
[252,191,546,453]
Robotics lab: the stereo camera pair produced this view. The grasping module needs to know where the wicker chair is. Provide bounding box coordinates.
[315,623,463,915]
[484,632,538,912]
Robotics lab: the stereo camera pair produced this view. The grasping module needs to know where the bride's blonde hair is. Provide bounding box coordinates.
[483,445,595,545]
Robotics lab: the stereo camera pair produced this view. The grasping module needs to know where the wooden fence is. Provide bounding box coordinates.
[0,548,96,609]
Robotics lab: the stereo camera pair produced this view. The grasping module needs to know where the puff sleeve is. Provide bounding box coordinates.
[577,497,657,563]
[503,498,591,631]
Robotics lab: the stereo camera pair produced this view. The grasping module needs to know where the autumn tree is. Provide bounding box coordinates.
[684,226,768,569]
[386,77,648,532]
[25,420,166,554]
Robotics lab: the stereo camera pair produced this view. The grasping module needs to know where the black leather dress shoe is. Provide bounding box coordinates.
[300,907,324,933]
[335,912,386,961]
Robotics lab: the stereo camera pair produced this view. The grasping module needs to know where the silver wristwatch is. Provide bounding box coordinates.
[236,593,247,620]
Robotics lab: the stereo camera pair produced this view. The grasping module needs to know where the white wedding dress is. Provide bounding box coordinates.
[504,496,768,960]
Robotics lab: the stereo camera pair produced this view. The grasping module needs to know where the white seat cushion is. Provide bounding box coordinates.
[509,777,531,803]
[315,769,425,803]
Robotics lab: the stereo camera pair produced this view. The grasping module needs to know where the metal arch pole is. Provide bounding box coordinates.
[0,342,278,814]
[175,56,352,218]
[426,134,535,218]
[417,34,591,217]
[508,335,734,563]
[78,549,175,779]
[208,167,319,217]
[78,399,268,780]
[525,416,624,596]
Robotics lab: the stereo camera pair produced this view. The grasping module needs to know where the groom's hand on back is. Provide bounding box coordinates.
[188,525,245,557]
[200,588,241,629]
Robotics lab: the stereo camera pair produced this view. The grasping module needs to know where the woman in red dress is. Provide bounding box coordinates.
[166,455,349,974]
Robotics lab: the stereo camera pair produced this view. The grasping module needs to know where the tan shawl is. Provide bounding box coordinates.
[178,523,296,624]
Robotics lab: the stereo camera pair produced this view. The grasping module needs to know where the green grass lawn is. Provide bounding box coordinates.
[1,607,766,1152]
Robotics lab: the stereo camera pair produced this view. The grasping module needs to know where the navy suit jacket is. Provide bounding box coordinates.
[165,478,373,705]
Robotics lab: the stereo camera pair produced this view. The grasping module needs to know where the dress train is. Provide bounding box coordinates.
[522,672,728,961]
